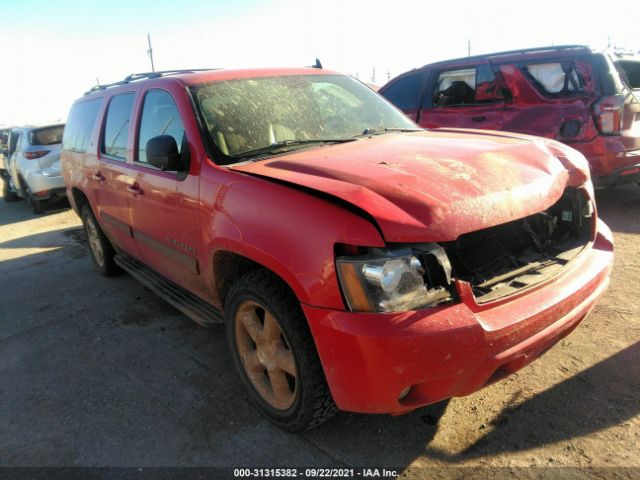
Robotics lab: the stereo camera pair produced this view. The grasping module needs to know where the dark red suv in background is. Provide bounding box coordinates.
[380,45,640,187]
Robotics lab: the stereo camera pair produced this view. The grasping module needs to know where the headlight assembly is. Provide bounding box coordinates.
[336,244,454,313]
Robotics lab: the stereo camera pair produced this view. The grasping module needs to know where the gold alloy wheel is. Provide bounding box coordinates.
[235,300,298,410]
[85,216,104,266]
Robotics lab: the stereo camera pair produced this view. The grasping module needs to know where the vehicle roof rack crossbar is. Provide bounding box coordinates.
[84,68,218,95]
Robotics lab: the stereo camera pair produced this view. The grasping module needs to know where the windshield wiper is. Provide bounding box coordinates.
[358,127,422,137]
[235,138,356,159]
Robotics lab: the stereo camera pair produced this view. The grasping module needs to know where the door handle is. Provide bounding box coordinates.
[471,116,488,123]
[91,172,105,182]
[127,183,144,196]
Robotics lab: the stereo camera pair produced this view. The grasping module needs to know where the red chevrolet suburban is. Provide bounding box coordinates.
[61,67,613,431]
[380,45,640,187]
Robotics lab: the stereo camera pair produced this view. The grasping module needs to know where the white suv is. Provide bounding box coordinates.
[2,124,66,213]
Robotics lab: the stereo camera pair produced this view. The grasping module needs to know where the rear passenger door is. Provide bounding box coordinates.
[419,62,508,131]
[128,88,205,295]
[92,92,140,255]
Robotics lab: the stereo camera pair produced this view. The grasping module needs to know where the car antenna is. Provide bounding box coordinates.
[312,58,322,69]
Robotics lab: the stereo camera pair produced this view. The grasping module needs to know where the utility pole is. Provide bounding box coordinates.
[387,69,391,82]
[147,33,155,72]
[467,39,471,57]
[371,66,376,84]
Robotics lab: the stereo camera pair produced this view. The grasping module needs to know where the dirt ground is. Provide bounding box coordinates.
[0,185,638,478]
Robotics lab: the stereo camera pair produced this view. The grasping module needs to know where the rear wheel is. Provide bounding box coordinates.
[19,178,44,214]
[81,205,117,276]
[2,173,19,202]
[225,270,336,431]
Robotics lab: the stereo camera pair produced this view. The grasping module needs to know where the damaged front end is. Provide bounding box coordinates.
[335,187,594,312]
[444,187,594,302]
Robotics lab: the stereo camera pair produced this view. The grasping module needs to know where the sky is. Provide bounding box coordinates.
[0,0,638,126]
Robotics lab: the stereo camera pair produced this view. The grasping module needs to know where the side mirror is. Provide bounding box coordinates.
[146,135,181,171]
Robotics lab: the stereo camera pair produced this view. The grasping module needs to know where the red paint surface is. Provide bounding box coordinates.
[381,51,640,185]
[62,68,614,415]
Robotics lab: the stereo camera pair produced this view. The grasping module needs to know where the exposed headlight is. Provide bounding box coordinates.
[336,244,454,313]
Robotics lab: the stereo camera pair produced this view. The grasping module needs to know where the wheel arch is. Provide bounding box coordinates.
[210,244,308,312]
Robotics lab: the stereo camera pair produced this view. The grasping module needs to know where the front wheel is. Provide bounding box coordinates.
[81,205,117,276]
[225,270,336,431]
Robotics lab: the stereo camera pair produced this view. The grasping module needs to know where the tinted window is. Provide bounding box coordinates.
[30,125,64,146]
[434,65,504,106]
[617,60,640,89]
[62,99,102,153]
[137,90,185,165]
[381,72,425,111]
[102,93,135,160]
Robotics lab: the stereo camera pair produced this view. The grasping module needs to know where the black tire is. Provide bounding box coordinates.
[26,194,44,214]
[225,270,336,431]
[81,205,118,276]
[2,173,19,202]
[19,178,44,214]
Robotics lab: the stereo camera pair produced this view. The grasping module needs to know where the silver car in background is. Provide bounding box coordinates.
[2,124,66,213]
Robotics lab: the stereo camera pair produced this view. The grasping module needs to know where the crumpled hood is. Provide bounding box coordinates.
[232,130,575,242]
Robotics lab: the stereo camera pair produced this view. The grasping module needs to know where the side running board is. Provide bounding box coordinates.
[114,253,223,327]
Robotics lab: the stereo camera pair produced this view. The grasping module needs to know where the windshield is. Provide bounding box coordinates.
[191,74,417,162]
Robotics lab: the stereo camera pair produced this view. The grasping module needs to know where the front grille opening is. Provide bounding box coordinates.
[444,188,593,302]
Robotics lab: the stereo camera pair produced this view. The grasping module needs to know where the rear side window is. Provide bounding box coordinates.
[434,65,504,106]
[102,93,135,160]
[381,71,425,111]
[63,99,102,153]
[522,62,586,96]
[137,90,185,164]
[30,125,64,146]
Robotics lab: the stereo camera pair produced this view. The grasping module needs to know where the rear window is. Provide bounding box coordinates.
[62,99,103,153]
[30,125,64,146]
[616,60,640,89]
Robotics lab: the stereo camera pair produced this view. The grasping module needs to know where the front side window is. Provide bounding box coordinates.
[434,65,504,106]
[8,130,21,156]
[137,90,185,165]
[191,74,417,162]
[102,93,135,160]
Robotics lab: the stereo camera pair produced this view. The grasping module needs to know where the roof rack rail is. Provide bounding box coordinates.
[84,68,217,95]
[421,45,591,68]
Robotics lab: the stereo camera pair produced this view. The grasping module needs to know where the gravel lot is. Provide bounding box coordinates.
[0,186,638,478]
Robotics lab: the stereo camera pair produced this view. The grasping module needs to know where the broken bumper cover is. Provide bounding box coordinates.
[304,219,613,414]
[573,136,640,186]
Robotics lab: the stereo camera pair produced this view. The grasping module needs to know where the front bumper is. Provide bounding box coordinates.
[304,219,614,414]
